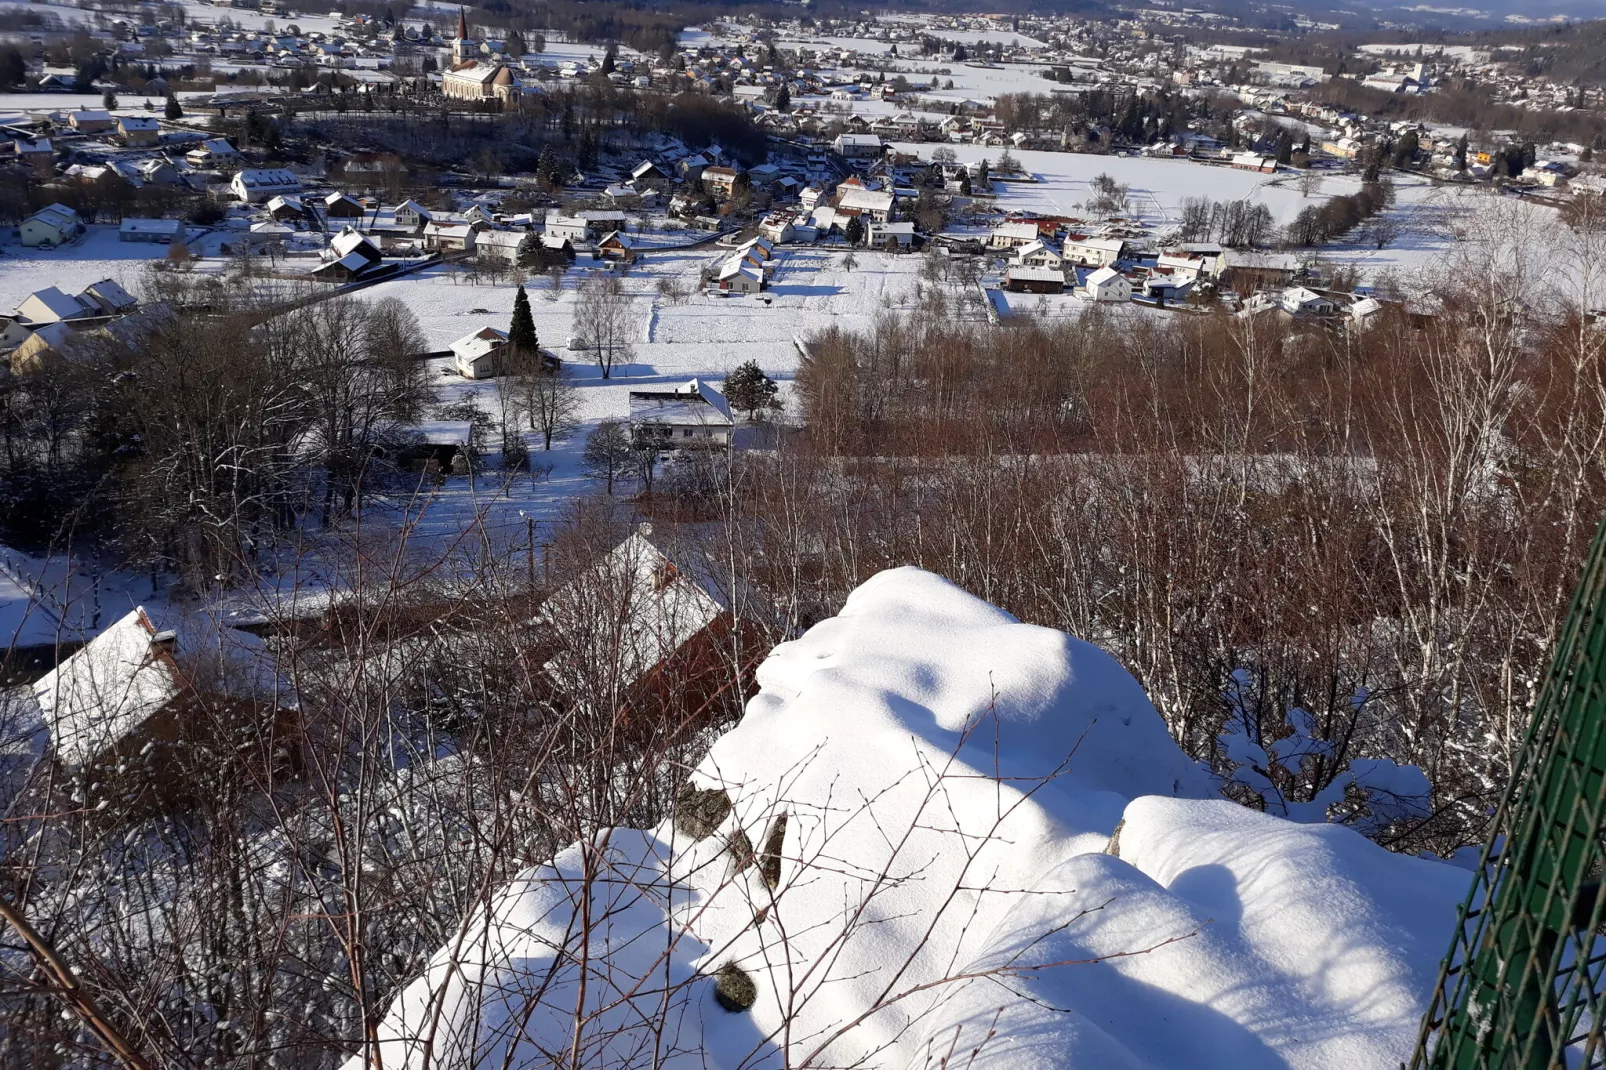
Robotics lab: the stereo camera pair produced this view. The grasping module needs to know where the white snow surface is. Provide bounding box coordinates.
[357,568,1466,1070]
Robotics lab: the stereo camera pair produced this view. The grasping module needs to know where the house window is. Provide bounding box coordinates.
[682,428,694,437]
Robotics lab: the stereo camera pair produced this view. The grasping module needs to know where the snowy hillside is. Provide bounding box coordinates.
[354,567,1467,1069]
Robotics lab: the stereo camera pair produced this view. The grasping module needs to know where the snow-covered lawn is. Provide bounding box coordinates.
[349,245,956,537]
[0,225,213,309]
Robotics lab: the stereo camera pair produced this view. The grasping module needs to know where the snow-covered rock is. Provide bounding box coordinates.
[354,567,1465,1070]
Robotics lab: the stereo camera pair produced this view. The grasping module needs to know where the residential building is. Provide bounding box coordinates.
[717,260,764,293]
[867,221,916,250]
[628,378,734,447]
[16,286,90,325]
[1084,266,1132,302]
[990,222,1042,249]
[68,109,116,135]
[833,133,884,157]
[117,116,162,147]
[20,204,82,248]
[231,168,302,202]
[475,229,529,263]
[1065,236,1125,266]
[451,325,508,378]
[186,137,240,169]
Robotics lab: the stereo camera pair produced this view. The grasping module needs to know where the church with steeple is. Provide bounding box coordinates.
[451,6,478,64]
[442,5,520,101]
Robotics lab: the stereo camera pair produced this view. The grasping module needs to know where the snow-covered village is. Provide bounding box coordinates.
[2,0,1606,1064]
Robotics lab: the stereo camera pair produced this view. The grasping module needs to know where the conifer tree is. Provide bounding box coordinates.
[509,283,537,353]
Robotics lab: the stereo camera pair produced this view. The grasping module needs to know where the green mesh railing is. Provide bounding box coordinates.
[1412,515,1606,1070]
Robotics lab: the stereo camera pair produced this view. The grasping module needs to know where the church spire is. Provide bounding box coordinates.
[456,6,468,43]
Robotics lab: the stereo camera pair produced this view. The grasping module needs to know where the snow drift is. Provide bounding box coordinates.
[354,567,1466,1070]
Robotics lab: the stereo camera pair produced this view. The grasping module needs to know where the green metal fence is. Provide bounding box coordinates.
[1411,515,1606,1070]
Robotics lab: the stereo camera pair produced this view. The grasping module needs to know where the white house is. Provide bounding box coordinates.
[423,221,477,252]
[1015,239,1063,269]
[833,133,883,158]
[20,204,82,248]
[450,326,509,379]
[186,137,241,169]
[1083,266,1132,303]
[867,221,916,250]
[836,186,895,223]
[758,214,796,244]
[627,378,734,448]
[1066,236,1125,267]
[1278,286,1335,316]
[544,213,590,245]
[717,260,764,293]
[120,218,186,243]
[394,199,433,230]
[476,229,529,263]
[231,168,302,202]
[989,222,1041,249]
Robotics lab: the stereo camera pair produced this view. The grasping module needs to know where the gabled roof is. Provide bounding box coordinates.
[33,607,182,767]
[80,278,137,313]
[1086,265,1125,286]
[539,531,732,690]
[27,204,79,231]
[718,259,762,284]
[992,222,1040,240]
[330,226,381,260]
[450,325,508,361]
[837,186,894,213]
[17,286,89,324]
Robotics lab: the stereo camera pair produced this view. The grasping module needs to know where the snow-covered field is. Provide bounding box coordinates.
[350,245,952,538]
[358,568,1468,1070]
[0,226,205,308]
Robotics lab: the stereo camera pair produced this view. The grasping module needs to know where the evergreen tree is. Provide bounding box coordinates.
[723,360,779,420]
[601,47,616,75]
[509,284,537,353]
[102,88,118,110]
[773,83,790,112]
[843,214,864,246]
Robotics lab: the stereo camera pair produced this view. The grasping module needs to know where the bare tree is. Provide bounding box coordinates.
[573,275,633,380]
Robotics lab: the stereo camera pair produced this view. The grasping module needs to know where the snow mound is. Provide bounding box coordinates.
[356,568,1464,1070]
